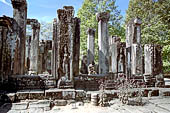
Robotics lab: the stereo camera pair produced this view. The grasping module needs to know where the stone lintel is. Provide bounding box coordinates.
[0,16,15,29]
[96,12,110,22]
[87,28,95,36]
[27,19,40,29]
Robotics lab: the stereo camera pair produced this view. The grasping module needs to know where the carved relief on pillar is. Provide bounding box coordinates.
[57,6,80,87]
[117,43,126,73]
[57,6,74,80]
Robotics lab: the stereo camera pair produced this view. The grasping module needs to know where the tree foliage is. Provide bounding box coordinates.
[126,0,170,73]
[77,0,124,62]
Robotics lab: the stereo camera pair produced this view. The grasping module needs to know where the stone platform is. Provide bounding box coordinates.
[1,88,170,103]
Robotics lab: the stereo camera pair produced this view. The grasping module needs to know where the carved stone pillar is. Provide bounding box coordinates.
[12,0,27,75]
[96,12,110,74]
[29,20,40,74]
[57,6,80,85]
[87,28,95,66]
[144,44,163,76]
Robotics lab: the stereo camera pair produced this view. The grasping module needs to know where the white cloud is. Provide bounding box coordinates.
[0,0,12,7]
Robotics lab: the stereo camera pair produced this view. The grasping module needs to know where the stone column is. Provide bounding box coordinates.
[110,43,118,73]
[29,21,40,74]
[25,35,31,73]
[131,44,143,75]
[0,27,8,81]
[12,0,27,75]
[144,44,153,75]
[131,18,142,75]
[52,18,58,80]
[87,28,95,66]
[72,17,80,77]
[144,44,163,76]
[126,18,142,78]
[96,12,110,74]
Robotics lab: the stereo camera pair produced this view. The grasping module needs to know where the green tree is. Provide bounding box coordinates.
[126,0,170,73]
[77,0,124,63]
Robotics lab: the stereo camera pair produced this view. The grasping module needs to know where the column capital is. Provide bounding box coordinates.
[87,28,95,36]
[96,12,110,22]
[134,17,142,25]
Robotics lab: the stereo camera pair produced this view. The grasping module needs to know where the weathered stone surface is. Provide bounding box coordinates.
[62,90,76,100]
[45,90,62,100]
[144,44,163,76]
[131,44,143,75]
[27,19,40,74]
[80,55,88,74]
[11,102,28,110]
[54,100,67,106]
[0,16,18,79]
[29,100,51,108]
[56,6,80,86]
[52,18,58,81]
[25,35,31,73]
[12,0,27,75]
[96,12,110,74]
[126,18,142,48]
[87,28,95,66]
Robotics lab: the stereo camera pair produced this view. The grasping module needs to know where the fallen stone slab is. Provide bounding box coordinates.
[29,100,51,108]
[54,100,67,106]
[11,102,28,110]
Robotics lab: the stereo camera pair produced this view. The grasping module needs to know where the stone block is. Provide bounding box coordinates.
[29,100,51,108]
[29,90,44,100]
[62,90,76,100]
[16,91,29,100]
[54,100,67,106]
[76,90,86,100]
[11,102,28,110]
[45,90,62,100]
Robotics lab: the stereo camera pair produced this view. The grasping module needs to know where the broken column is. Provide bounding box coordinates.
[87,28,95,66]
[27,19,40,74]
[96,12,110,74]
[11,0,27,75]
[109,36,126,74]
[126,18,143,78]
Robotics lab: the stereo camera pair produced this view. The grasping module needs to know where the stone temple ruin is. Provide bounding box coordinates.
[0,0,170,112]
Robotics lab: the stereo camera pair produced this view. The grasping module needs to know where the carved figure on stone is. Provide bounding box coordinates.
[62,45,69,79]
[88,62,97,75]
[118,48,124,73]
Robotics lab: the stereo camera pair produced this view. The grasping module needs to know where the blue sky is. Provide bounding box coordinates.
[0,0,129,22]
